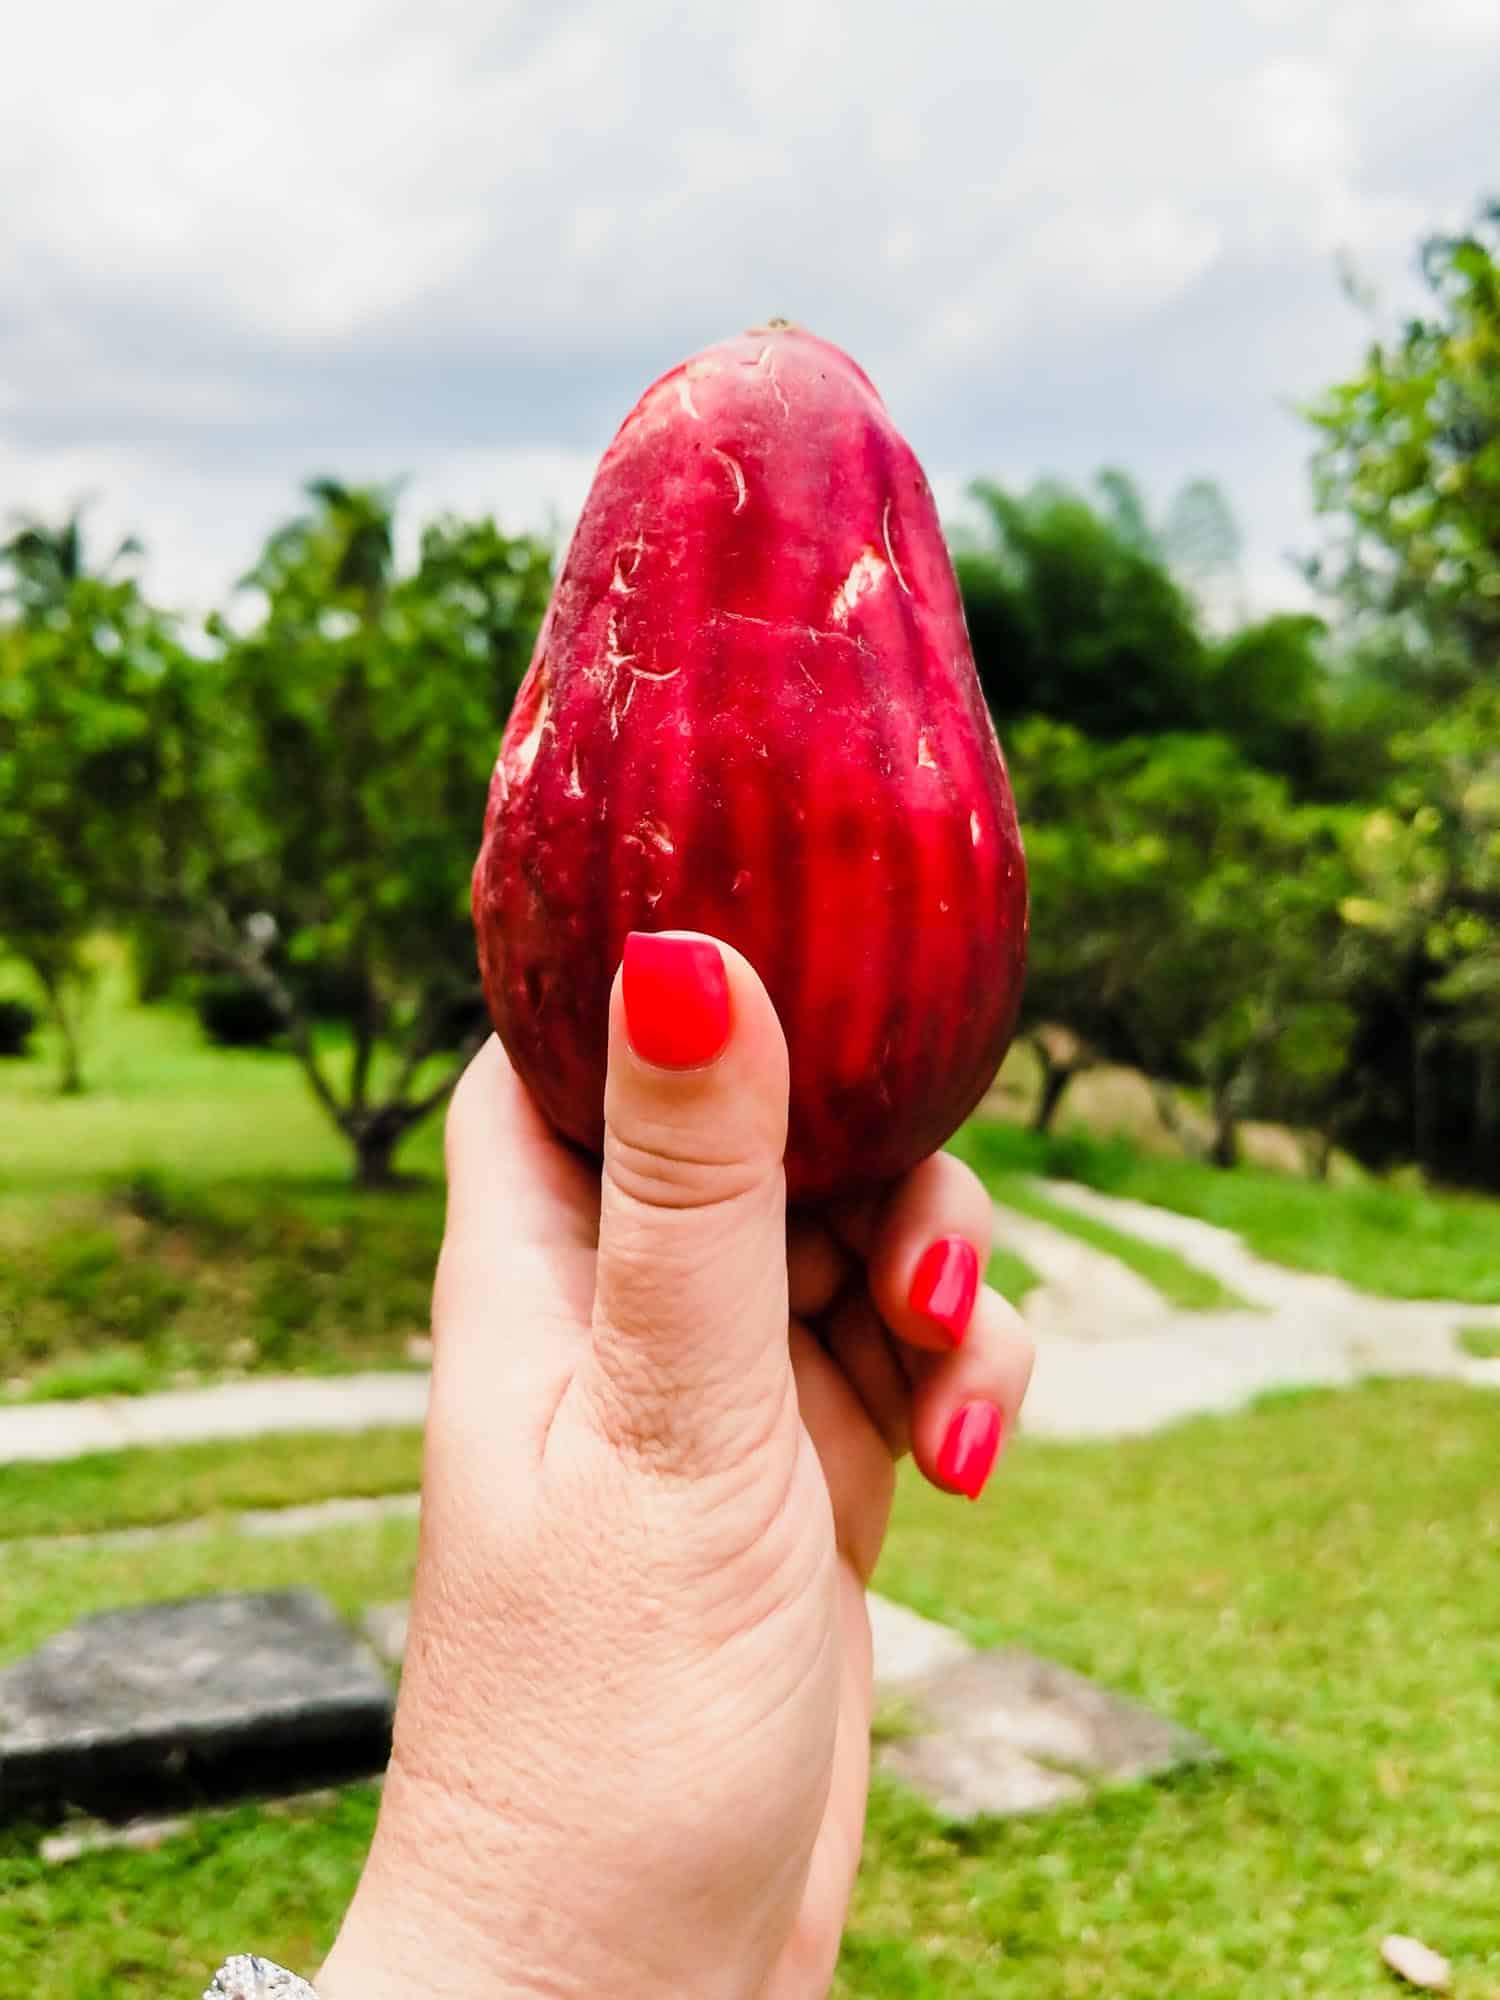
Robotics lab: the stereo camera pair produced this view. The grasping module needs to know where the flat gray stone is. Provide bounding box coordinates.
[881,1731,1091,1818]
[0,1591,393,1818]
[877,1646,1217,1821]
[867,1595,973,1690]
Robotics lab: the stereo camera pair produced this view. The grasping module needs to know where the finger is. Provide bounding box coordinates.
[433,1038,600,1382]
[906,1287,1035,1501]
[788,1320,895,1583]
[818,1289,912,1463]
[866,1150,995,1355]
[788,1218,851,1322]
[577,931,793,1474]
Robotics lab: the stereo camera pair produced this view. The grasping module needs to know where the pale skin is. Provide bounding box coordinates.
[318,937,1035,2000]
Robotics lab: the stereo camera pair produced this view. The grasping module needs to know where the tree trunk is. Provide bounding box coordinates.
[353,1121,401,1190]
[35,962,83,1095]
[1031,1057,1075,1135]
[1209,1084,1240,1169]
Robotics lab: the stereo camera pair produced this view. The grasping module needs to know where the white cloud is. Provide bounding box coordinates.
[1,0,1497,618]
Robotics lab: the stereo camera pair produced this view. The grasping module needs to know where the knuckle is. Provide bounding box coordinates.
[604,1122,776,1214]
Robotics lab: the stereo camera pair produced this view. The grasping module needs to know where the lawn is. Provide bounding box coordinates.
[956,1117,1500,1305]
[2,1380,1497,1997]
[0,953,448,1397]
[0,1428,424,1543]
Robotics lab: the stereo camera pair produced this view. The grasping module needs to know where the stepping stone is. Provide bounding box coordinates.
[0,1591,393,1820]
[865,1595,972,1689]
[878,1647,1218,1822]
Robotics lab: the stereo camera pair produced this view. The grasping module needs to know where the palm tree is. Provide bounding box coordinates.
[0,503,141,623]
[243,478,399,628]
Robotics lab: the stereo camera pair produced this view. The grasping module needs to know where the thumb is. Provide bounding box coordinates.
[579,929,793,1473]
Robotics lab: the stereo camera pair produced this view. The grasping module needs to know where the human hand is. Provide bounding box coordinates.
[318,933,1034,2000]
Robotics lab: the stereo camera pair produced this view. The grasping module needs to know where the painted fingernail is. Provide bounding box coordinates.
[622,933,731,1069]
[937,1401,1003,1500]
[909,1236,980,1345]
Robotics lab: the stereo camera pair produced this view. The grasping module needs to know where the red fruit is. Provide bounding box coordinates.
[472,322,1027,1202]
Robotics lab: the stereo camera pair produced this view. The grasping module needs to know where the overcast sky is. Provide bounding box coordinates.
[2,0,1497,621]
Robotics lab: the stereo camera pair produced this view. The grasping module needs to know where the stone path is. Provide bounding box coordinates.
[1009,1180,1500,1439]
[0,1371,429,1466]
[3,1182,1498,1468]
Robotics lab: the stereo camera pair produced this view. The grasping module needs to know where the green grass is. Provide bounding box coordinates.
[1458,1325,1500,1361]
[956,1115,1500,1305]
[0,954,449,1396]
[3,1382,1499,1996]
[0,1429,424,1544]
[984,1245,1039,1309]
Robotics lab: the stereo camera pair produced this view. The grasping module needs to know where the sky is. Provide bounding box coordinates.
[2,0,1498,622]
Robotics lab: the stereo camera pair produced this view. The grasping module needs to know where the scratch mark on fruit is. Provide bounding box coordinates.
[630,660,681,682]
[882,500,912,596]
[564,747,584,798]
[829,548,888,624]
[797,658,821,691]
[917,731,936,769]
[608,676,637,737]
[645,888,662,909]
[731,869,752,896]
[611,537,647,596]
[605,611,636,671]
[677,378,701,420]
[507,684,550,786]
[755,344,791,418]
[712,608,782,633]
[714,449,748,514]
[970,810,983,846]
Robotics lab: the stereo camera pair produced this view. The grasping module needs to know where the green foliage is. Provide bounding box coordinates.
[0,545,196,1091]
[1007,721,1358,1157]
[1308,198,1500,688]
[956,478,1210,739]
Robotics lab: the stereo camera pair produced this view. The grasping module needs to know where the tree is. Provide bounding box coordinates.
[1007,722,1357,1166]
[182,482,553,1187]
[0,569,190,1090]
[955,479,1212,738]
[1334,690,1500,1184]
[1202,613,1331,794]
[1307,198,1500,691]
[1,504,142,626]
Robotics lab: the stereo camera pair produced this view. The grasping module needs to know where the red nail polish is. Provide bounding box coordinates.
[909,1236,980,1345]
[937,1401,1002,1500]
[622,933,731,1069]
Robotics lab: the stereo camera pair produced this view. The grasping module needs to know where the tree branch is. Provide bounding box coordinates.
[402,1031,488,1125]
[198,903,348,1131]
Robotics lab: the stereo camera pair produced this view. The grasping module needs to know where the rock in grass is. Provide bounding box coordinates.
[0,1590,392,1818]
[1380,1934,1452,1992]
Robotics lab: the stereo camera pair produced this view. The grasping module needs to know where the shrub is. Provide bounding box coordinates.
[194,976,284,1049]
[0,997,37,1057]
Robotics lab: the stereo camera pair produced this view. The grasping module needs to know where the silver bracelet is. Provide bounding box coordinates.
[205,1956,318,2000]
